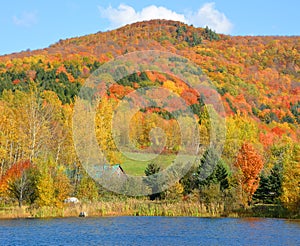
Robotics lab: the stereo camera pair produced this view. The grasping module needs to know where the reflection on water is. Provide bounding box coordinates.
[0,217,299,245]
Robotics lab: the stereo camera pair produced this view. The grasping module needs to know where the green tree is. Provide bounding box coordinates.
[196,148,230,211]
[191,32,202,46]
[202,26,220,41]
[144,162,162,200]
[253,163,283,204]
[180,165,198,195]
[197,148,229,190]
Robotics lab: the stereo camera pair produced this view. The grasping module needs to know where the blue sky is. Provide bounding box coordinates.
[0,0,299,55]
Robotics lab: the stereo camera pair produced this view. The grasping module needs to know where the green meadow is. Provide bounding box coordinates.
[120,152,199,176]
[120,152,175,175]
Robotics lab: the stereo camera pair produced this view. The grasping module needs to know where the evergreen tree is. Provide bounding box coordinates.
[202,26,220,41]
[144,162,162,200]
[197,148,229,191]
[253,164,283,204]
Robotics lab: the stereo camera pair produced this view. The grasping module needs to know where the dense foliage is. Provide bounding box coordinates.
[0,20,299,216]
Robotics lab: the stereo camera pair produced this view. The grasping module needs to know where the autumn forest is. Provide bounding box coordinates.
[0,20,299,218]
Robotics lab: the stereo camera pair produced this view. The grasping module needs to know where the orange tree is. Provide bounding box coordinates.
[234,143,264,207]
[0,160,35,207]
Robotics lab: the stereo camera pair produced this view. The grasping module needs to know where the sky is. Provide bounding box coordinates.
[0,0,299,55]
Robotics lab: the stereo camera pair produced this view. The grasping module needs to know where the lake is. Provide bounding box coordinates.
[0,217,299,245]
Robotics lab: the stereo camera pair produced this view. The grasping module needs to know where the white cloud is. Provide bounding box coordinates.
[99,4,186,28]
[98,3,233,34]
[187,3,233,34]
[13,11,37,27]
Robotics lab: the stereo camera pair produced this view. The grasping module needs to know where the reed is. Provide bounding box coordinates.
[0,198,294,219]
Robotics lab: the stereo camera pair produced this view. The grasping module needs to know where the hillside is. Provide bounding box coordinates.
[0,20,299,214]
[1,20,299,119]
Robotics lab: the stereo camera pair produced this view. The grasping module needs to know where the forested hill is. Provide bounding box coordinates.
[1,20,299,121]
[0,20,299,213]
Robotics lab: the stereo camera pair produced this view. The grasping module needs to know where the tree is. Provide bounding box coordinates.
[195,149,230,211]
[76,173,99,202]
[164,181,184,201]
[280,143,300,212]
[223,114,259,167]
[53,169,72,207]
[21,87,52,161]
[234,143,264,206]
[214,160,230,191]
[197,149,229,188]
[197,148,219,185]
[0,160,34,207]
[191,32,202,46]
[180,165,198,195]
[35,160,55,207]
[95,97,121,164]
[0,93,28,176]
[144,162,162,200]
[253,163,283,204]
[7,168,35,207]
[202,26,220,41]
[0,88,77,180]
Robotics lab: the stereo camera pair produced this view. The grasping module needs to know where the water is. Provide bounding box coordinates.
[0,217,299,245]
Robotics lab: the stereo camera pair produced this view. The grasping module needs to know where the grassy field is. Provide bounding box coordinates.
[120,152,176,176]
[120,152,199,176]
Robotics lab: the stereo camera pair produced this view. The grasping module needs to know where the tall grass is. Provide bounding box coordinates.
[1,199,295,219]
[0,199,228,219]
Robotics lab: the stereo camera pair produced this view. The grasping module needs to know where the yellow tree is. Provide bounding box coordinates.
[1,88,52,163]
[76,172,98,202]
[95,97,121,164]
[129,111,147,148]
[281,143,300,212]
[40,90,77,167]
[53,168,72,207]
[0,100,15,175]
[35,158,55,207]
[36,171,55,207]
[0,91,29,174]
[224,113,260,166]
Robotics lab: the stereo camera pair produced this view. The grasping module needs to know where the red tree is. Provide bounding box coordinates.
[0,160,32,207]
[234,143,264,206]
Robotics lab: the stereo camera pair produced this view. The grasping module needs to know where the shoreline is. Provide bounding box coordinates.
[0,201,298,220]
[1,214,299,221]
